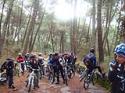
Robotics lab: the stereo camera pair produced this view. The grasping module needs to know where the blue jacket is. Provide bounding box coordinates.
[83,53,96,66]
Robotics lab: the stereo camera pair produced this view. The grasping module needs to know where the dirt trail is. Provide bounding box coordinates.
[0,73,108,93]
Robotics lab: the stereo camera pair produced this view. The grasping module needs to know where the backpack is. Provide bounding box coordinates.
[6,60,14,70]
[83,53,96,66]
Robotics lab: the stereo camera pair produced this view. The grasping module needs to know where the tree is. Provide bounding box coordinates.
[23,0,39,53]
[92,0,96,48]
[97,0,104,63]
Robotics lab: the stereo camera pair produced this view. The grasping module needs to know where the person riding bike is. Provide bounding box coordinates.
[67,52,76,73]
[108,43,125,93]
[28,54,40,88]
[83,48,104,78]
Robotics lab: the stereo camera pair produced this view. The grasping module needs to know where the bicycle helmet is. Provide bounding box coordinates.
[90,48,95,53]
[38,53,42,56]
[18,53,22,56]
[26,53,30,55]
[114,43,125,57]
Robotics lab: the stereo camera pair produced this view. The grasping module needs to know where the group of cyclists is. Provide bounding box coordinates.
[0,52,77,90]
[0,42,125,93]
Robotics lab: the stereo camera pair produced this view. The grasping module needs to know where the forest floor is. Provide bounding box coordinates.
[0,72,108,93]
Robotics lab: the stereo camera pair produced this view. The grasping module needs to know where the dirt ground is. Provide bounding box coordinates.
[0,73,107,93]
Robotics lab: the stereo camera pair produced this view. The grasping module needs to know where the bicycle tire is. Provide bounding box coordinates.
[28,78,32,93]
[68,71,75,79]
[65,78,68,86]
[64,73,68,86]
[84,79,89,89]
[83,74,91,90]
[49,73,54,84]
[34,75,39,88]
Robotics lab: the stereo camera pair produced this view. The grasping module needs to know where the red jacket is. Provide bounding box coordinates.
[16,56,24,63]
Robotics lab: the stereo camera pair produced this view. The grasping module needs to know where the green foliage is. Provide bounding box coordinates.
[95,78,111,91]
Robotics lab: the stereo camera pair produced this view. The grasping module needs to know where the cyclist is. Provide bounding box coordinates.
[37,53,44,76]
[38,53,44,64]
[48,53,54,71]
[52,53,64,84]
[16,53,25,75]
[24,53,31,68]
[24,53,30,61]
[108,43,125,93]
[83,48,104,78]
[68,52,77,73]
[5,57,15,89]
[48,54,53,65]
[29,54,40,88]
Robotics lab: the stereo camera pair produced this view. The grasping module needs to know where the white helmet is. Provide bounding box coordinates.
[38,53,42,56]
[18,53,22,56]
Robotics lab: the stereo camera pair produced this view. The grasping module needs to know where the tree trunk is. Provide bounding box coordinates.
[0,0,14,56]
[97,0,104,63]
[49,23,55,52]
[71,0,77,54]
[23,0,38,53]
[0,0,7,37]
[29,13,44,52]
[92,0,96,48]
[60,31,64,53]
[22,15,31,47]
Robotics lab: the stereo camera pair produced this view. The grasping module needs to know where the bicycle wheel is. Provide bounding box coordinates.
[39,69,43,79]
[28,78,32,93]
[84,79,89,89]
[48,72,54,84]
[68,70,75,79]
[34,76,39,88]
[84,80,89,89]
[64,72,68,86]
[64,78,68,86]
[83,76,90,90]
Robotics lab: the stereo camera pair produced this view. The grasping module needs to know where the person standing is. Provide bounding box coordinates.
[108,43,125,93]
[16,53,25,75]
[6,57,15,89]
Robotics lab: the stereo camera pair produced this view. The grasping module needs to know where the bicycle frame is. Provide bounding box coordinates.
[63,64,69,85]
[83,69,95,89]
[26,68,39,92]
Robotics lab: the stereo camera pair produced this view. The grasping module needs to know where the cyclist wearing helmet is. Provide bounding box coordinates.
[24,53,31,69]
[83,48,104,78]
[16,53,25,75]
[108,43,125,93]
[52,53,65,84]
[38,53,44,64]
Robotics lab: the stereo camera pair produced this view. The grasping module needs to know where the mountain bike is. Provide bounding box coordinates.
[83,69,95,90]
[25,68,39,93]
[47,64,54,84]
[39,64,44,79]
[67,64,75,79]
[63,64,69,85]
[0,71,6,85]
